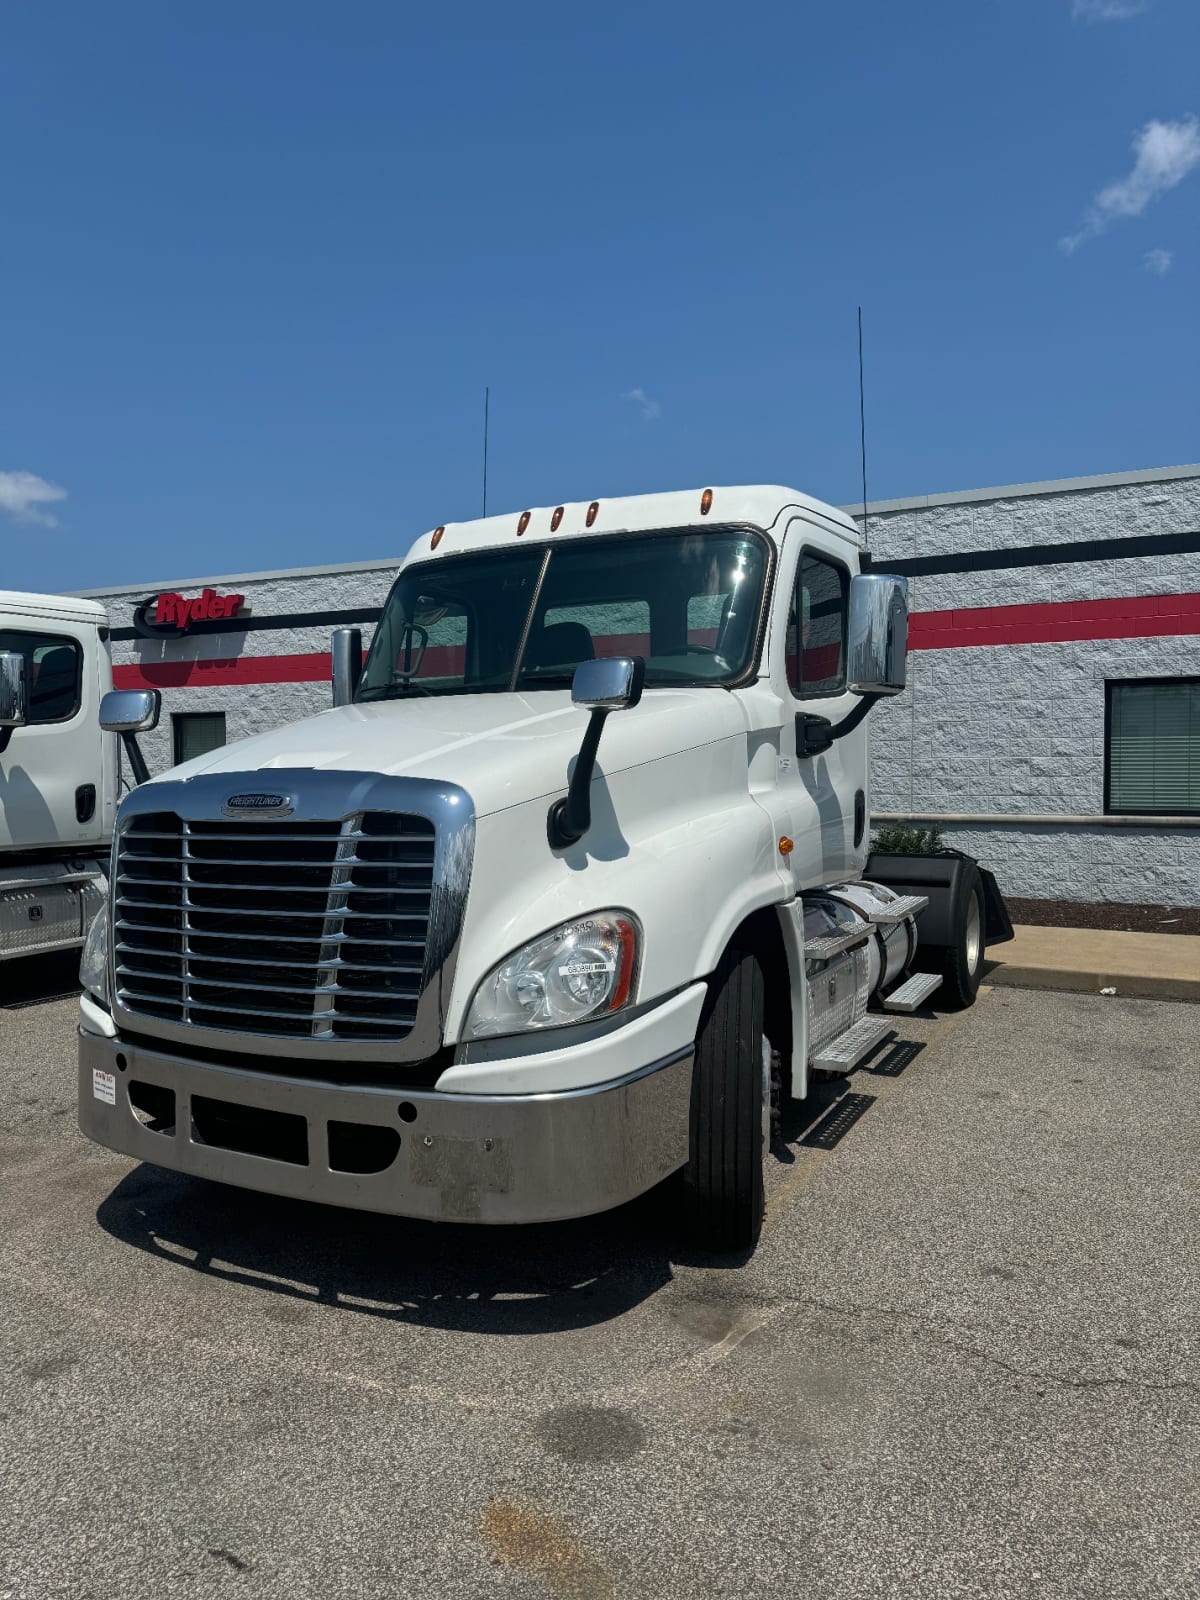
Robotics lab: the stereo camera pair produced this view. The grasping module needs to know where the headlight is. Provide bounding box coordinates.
[80,908,109,1004]
[465,911,640,1039]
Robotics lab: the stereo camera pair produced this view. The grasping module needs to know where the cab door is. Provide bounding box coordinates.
[773,525,868,892]
[0,615,104,851]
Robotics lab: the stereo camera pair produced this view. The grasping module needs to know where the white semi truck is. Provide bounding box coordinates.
[0,590,121,964]
[78,486,1010,1251]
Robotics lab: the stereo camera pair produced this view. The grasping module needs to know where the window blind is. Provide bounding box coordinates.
[1107,680,1200,815]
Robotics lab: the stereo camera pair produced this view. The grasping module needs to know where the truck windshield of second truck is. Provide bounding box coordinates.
[357,528,770,700]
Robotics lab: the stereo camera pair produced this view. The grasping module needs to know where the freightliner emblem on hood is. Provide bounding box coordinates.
[222,792,295,817]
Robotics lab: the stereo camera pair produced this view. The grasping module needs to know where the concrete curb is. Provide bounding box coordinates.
[983,959,1200,1005]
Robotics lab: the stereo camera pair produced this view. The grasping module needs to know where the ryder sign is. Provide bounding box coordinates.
[134,588,246,637]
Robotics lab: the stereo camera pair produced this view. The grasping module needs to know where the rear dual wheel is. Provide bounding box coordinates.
[936,867,985,1010]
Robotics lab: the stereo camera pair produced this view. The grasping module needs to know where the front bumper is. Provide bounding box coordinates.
[78,1026,693,1225]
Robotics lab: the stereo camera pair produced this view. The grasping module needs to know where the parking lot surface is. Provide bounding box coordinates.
[1,957,1197,1600]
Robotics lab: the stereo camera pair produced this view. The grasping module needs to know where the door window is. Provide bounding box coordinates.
[786,552,848,697]
[0,630,82,723]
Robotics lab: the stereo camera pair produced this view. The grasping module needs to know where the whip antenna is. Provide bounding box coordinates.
[858,307,869,550]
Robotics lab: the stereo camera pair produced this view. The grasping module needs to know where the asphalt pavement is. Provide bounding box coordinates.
[1,953,1197,1600]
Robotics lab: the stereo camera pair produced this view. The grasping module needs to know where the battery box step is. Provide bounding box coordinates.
[813,1015,895,1072]
[880,970,943,1013]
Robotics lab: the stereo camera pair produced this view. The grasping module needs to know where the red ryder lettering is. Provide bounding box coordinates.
[153,589,245,629]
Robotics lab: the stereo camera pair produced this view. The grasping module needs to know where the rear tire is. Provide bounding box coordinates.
[939,868,985,1009]
[682,947,766,1253]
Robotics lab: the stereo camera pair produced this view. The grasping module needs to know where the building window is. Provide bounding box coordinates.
[172,711,227,767]
[0,630,82,724]
[1106,678,1200,816]
[786,551,849,697]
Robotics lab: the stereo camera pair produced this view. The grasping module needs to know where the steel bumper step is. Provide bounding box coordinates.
[881,970,943,1013]
[813,1015,895,1072]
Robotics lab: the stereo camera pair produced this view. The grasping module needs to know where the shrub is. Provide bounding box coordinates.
[870,822,946,856]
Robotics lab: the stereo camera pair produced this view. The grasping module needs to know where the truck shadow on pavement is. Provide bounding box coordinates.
[95,1166,688,1334]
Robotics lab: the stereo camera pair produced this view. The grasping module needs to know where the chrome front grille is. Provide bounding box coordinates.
[113,811,437,1042]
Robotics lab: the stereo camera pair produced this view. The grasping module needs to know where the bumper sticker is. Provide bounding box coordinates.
[92,1069,116,1106]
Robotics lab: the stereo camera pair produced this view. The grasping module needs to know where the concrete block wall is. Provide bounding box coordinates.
[83,560,396,780]
[854,467,1200,906]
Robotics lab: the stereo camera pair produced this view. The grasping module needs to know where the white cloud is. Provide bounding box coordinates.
[1061,116,1200,252]
[1143,247,1173,274]
[0,470,68,528]
[623,386,662,422]
[1071,0,1150,19]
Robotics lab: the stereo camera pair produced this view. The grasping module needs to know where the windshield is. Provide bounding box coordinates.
[357,528,770,701]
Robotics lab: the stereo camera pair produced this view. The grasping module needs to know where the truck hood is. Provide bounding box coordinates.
[157,690,750,818]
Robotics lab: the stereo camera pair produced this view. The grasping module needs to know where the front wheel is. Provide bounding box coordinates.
[681,947,767,1253]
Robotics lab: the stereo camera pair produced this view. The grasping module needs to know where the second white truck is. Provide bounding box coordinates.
[78,484,1010,1252]
[0,590,119,964]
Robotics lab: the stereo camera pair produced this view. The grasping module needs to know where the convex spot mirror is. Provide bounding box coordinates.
[0,652,28,728]
[847,573,909,696]
[100,688,161,733]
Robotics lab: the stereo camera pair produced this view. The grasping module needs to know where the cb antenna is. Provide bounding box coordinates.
[857,307,869,550]
[482,386,490,517]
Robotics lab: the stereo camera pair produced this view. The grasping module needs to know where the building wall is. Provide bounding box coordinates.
[860,466,1200,905]
[77,464,1200,907]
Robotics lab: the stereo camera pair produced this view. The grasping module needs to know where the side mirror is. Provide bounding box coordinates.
[100,689,161,733]
[331,627,363,707]
[847,573,909,696]
[0,652,28,728]
[571,655,645,712]
[100,689,161,787]
[547,656,645,849]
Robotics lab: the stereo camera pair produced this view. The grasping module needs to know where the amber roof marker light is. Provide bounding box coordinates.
[517,510,532,536]
[585,501,600,527]
[700,488,714,516]
[430,525,445,550]
[550,505,564,532]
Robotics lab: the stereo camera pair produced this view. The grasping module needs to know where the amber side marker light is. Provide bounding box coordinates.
[517,510,532,535]
[550,505,564,531]
[430,525,445,549]
[778,836,794,856]
[700,488,714,516]
[586,501,600,527]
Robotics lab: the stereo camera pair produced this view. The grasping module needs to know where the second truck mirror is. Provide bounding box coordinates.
[846,573,909,696]
[100,689,161,734]
[0,652,28,728]
[331,627,363,707]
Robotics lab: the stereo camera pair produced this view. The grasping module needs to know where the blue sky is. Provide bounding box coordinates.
[2,0,1198,592]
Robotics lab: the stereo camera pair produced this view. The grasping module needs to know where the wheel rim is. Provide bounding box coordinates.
[965,891,983,974]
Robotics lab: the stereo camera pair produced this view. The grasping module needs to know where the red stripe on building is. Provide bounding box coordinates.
[908,591,1200,649]
[111,591,1200,690]
[114,652,334,689]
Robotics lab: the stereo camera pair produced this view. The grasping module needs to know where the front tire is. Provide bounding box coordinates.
[682,948,766,1253]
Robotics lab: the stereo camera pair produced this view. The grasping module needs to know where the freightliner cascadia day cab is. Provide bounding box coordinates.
[78,486,1010,1252]
[0,591,118,963]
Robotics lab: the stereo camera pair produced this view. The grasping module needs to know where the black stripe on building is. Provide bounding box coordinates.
[109,605,380,643]
[864,527,1200,578]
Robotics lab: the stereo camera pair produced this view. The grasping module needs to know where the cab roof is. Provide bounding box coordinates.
[0,590,108,623]
[408,484,861,565]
